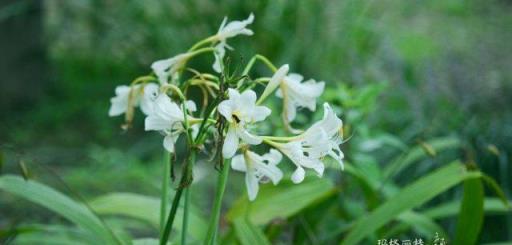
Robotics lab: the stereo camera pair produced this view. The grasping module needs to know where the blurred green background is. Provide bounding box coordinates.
[1,0,511,244]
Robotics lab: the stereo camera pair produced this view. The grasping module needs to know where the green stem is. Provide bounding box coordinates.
[204,159,231,245]
[182,187,190,245]
[181,151,196,245]
[242,54,277,75]
[160,151,196,245]
[189,36,217,51]
[160,151,171,233]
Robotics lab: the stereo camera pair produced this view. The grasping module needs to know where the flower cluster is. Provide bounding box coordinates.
[108,14,345,201]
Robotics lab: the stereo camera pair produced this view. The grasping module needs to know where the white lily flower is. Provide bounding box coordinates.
[276,72,325,123]
[108,83,160,117]
[144,94,197,153]
[212,13,254,73]
[151,53,192,84]
[258,64,289,103]
[274,103,344,183]
[218,88,271,158]
[232,149,283,201]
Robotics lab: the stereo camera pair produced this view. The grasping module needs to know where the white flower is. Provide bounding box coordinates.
[258,64,289,103]
[212,13,254,73]
[232,149,283,201]
[144,93,197,153]
[216,13,254,41]
[276,73,325,123]
[151,53,192,84]
[274,103,344,183]
[108,83,159,117]
[218,88,271,158]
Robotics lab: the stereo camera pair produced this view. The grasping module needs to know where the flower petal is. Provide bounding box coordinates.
[163,134,178,153]
[217,100,235,122]
[222,126,239,158]
[144,115,169,131]
[185,100,197,112]
[236,127,262,145]
[140,83,159,115]
[291,167,305,184]
[231,154,247,172]
[245,166,259,201]
[260,64,289,102]
[251,106,271,122]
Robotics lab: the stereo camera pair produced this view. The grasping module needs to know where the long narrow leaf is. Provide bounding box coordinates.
[383,137,460,178]
[341,161,480,245]
[233,218,271,245]
[227,177,334,224]
[0,175,120,245]
[423,198,511,219]
[89,192,207,240]
[454,178,484,245]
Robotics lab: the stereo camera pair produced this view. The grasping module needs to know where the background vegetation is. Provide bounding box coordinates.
[1,0,511,244]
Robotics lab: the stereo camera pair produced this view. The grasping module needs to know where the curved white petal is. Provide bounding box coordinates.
[163,134,177,153]
[236,127,262,145]
[245,166,259,201]
[217,13,254,40]
[144,115,169,131]
[222,126,239,158]
[240,89,257,107]
[231,154,247,172]
[263,149,282,165]
[108,85,133,116]
[213,42,227,73]
[251,106,271,122]
[291,167,305,184]
[140,83,159,115]
[260,64,289,101]
[185,100,197,112]
[217,100,235,123]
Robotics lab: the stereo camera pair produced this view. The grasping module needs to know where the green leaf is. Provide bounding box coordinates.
[481,174,510,208]
[454,178,484,245]
[0,175,120,245]
[227,177,334,224]
[341,161,481,245]
[233,218,271,245]
[396,211,447,239]
[383,137,461,178]
[89,192,207,240]
[423,198,511,219]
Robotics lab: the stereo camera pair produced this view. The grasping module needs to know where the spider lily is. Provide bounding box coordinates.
[232,149,283,200]
[212,13,254,73]
[218,88,271,158]
[108,83,159,117]
[144,93,197,153]
[151,53,193,84]
[276,73,325,124]
[266,103,344,183]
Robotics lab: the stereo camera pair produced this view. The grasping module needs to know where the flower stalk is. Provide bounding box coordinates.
[204,159,231,245]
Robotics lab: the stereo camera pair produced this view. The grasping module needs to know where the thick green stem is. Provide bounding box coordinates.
[160,151,196,245]
[160,152,171,233]
[204,159,231,245]
[181,151,196,245]
[182,187,190,245]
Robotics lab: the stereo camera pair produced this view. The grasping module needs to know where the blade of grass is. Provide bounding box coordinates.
[227,176,334,225]
[0,175,121,245]
[454,177,484,245]
[341,161,481,245]
[383,137,461,178]
[233,218,271,245]
[89,192,207,240]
